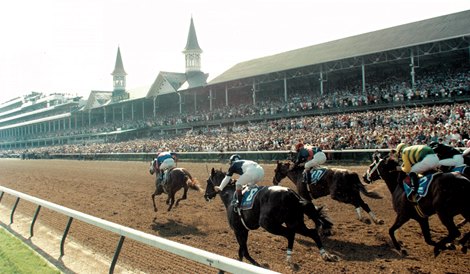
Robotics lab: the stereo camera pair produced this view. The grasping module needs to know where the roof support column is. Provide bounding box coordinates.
[283,77,287,102]
[178,92,182,114]
[209,89,213,111]
[410,50,416,91]
[319,70,324,95]
[104,107,107,124]
[88,110,91,127]
[193,92,197,112]
[153,97,156,117]
[225,85,228,106]
[121,105,124,121]
[131,103,134,121]
[361,62,366,95]
[252,79,256,105]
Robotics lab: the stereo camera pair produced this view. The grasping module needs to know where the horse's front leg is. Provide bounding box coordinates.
[234,228,259,266]
[175,186,189,207]
[389,214,411,256]
[416,217,437,247]
[151,192,158,212]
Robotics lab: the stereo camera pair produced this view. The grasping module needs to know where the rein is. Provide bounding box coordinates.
[210,173,252,230]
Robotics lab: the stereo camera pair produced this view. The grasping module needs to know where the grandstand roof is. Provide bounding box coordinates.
[209,10,470,85]
[146,71,208,97]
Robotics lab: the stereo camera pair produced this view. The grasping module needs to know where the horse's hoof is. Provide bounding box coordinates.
[445,243,456,250]
[462,246,467,254]
[400,249,408,257]
[433,247,442,257]
[361,218,372,225]
[375,219,385,225]
[321,252,339,262]
[321,229,333,237]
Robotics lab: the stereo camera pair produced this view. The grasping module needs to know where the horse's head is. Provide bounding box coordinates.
[272,160,290,185]
[149,159,157,175]
[363,153,400,183]
[204,168,226,201]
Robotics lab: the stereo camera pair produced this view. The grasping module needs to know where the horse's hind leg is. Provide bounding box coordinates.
[167,194,175,211]
[175,186,189,207]
[434,213,461,256]
[355,198,384,225]
[294,223,338,262]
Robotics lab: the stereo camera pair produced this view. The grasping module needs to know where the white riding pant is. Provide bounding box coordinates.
[235,164,265,190]
[439,154,464,167]
[305,151,327,169]
[159,158,175,173]
[410,154,440,174]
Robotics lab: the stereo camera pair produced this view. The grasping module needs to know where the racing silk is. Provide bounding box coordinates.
[401,145,435,173]
[433,144,461,160]
[296,147,322,165]
[218,160,261,191]
[156,152,177,167]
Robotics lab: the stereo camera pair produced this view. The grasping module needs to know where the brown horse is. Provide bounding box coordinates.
[149,159,201,213]
[273,160,384,225]
[364,154,470,256]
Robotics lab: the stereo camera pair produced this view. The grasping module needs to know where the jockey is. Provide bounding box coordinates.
[294,142,327,184]
[429,141,464,171]
[155,151,177,183]
[214,154,264,211]
[394,143,439,198]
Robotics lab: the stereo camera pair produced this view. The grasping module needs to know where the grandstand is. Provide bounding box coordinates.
[0,11,469,153]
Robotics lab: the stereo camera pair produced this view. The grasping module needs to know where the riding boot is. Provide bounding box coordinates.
[303,169,312,184]
[409,172,419,199]
[233,189,243,212]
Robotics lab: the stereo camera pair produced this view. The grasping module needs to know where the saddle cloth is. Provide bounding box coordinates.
[402,173,436,201]
[233,185,264,210]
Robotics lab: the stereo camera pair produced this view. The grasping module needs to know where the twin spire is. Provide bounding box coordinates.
[111,16,203,92]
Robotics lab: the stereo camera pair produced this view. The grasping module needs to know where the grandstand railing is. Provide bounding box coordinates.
[0,185,279,274]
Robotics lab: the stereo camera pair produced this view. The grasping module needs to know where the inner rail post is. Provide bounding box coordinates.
[109,235,126,274]
[60,217,74,257]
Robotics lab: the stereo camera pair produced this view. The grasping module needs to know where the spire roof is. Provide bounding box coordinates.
[184,17,202,52]
[111,46,127,75]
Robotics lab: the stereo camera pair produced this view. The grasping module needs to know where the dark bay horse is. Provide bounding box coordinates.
[364,154,470,256]
[204,168,338,267]
[149,159,201,213]
[272,160,384,225]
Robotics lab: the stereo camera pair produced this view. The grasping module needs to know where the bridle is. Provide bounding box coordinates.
[365,158,384,182]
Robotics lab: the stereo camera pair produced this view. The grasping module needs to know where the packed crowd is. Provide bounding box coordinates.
[4,101,469,156]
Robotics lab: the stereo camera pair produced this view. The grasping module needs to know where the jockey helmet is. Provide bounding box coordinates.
[229,154,241,164]
[295,142,304,151]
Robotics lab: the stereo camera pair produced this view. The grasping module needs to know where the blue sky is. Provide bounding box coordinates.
[0,0,469,103]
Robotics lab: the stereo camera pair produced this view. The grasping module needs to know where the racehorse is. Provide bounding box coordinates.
[272,160,384,225]
[149,159,201,213]
[204,168,338,267]
[363,154,470,256]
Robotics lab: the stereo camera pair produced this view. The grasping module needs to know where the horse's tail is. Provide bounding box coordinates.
[352,173,382,199]
[182,168,202,192]
[303,201,334,230]
[291,189,333,229]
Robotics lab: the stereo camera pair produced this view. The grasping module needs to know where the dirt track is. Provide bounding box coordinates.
[0,158,468,273]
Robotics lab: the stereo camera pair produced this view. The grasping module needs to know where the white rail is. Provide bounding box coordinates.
[0,185,279,274]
